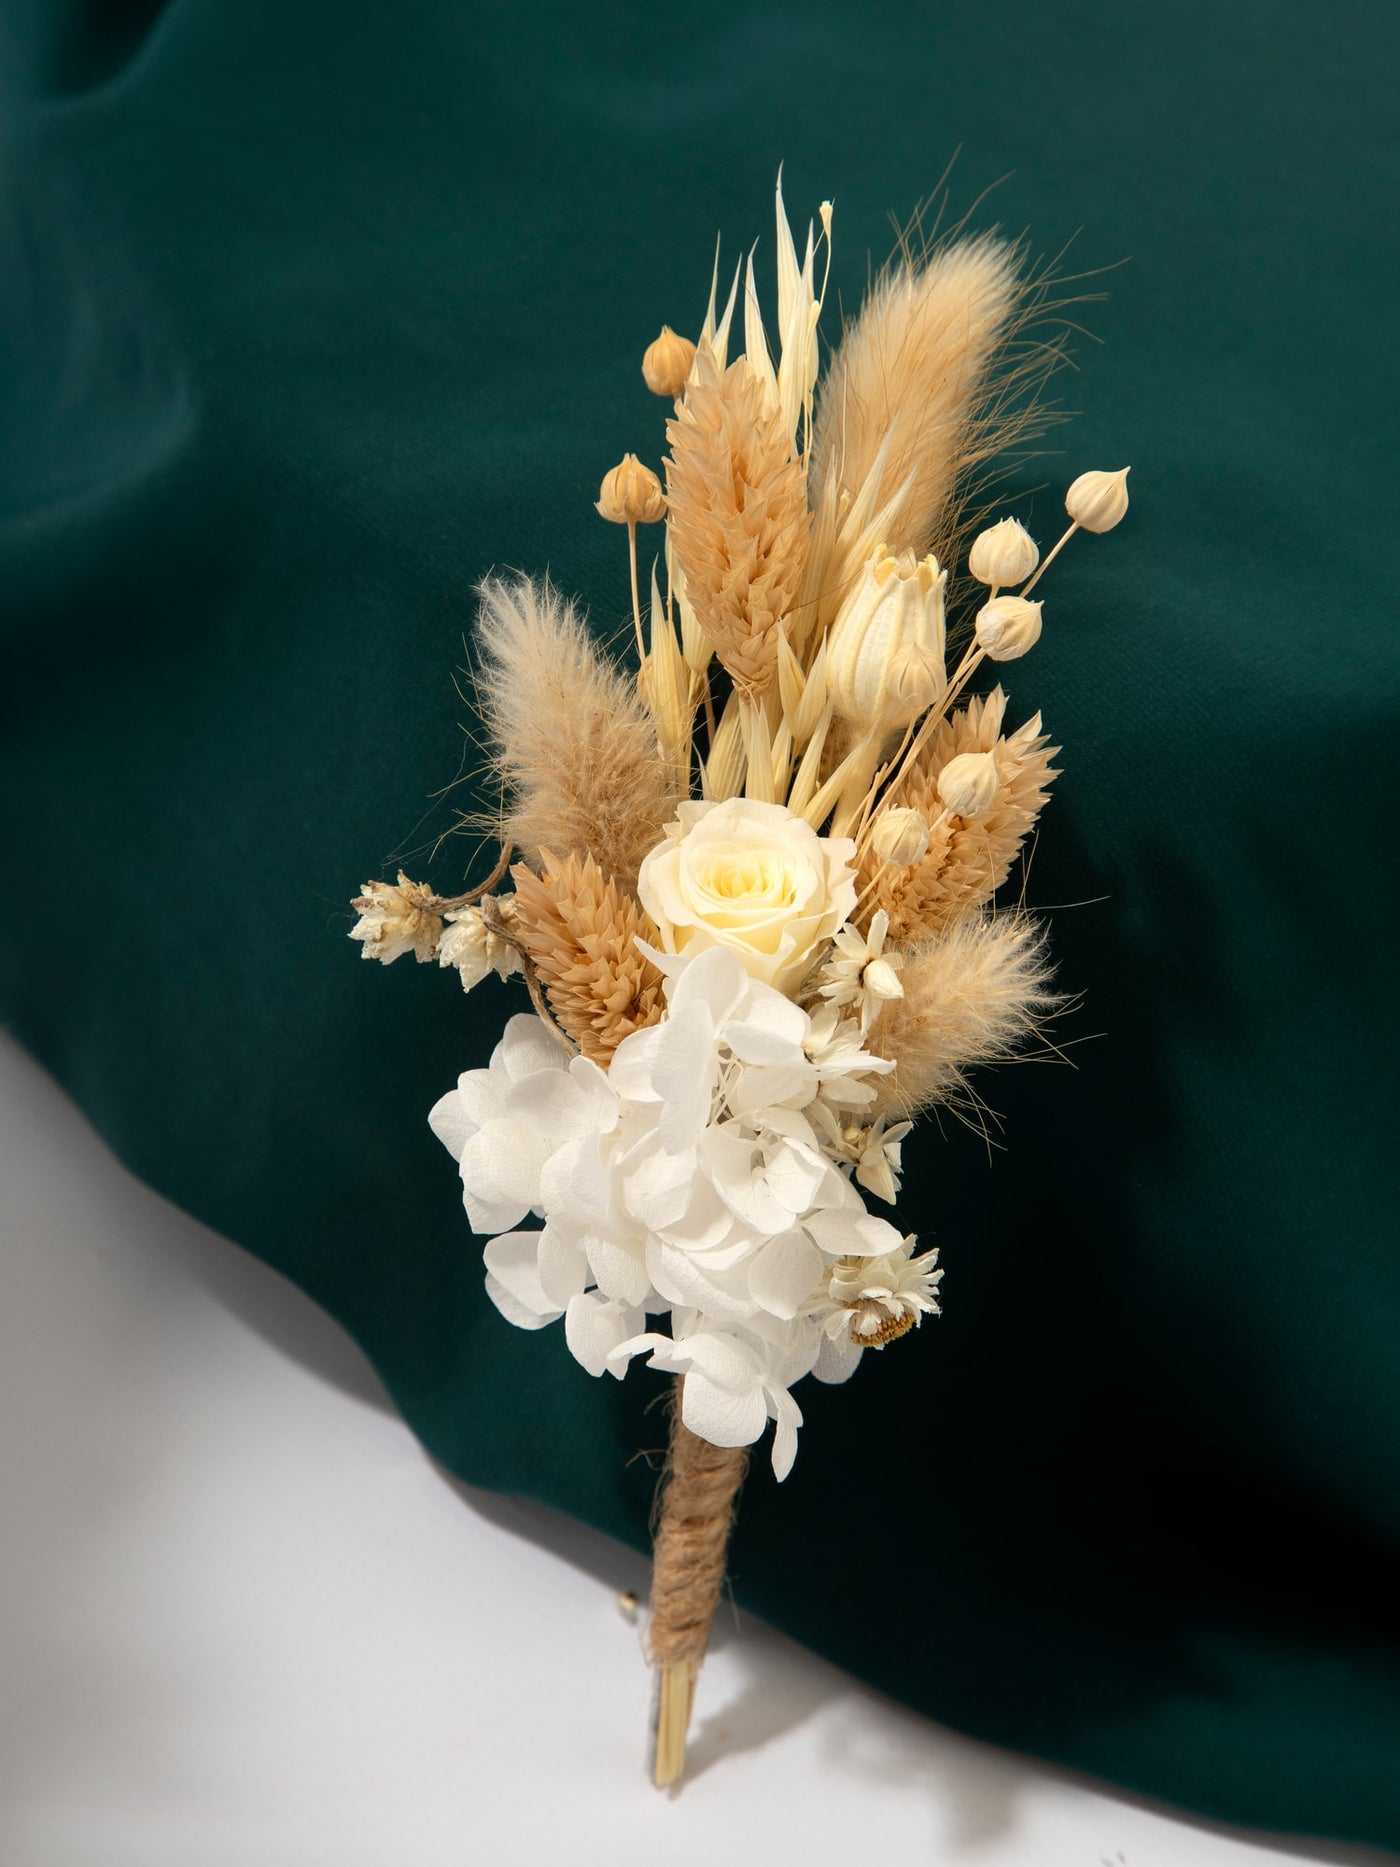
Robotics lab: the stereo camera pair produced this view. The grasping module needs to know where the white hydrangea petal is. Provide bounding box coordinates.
[536,1226,589,1308]
[564,1293,643,1378]
[585,1232,651,1308]
[451,1069,507,1132]
[482,1232,563,1326]
[458,1122,553,1234]
[748,1230,824,1321]
[503,1069,597,1142]
[723,991,809,1064]
[495,1013,570,1084]
[681,1367,769,1449]
[565,1055,619,1131]
[803,1206,904,1257]
[669,944,748,1025]
[483,1273,559,1330]
[607,1023,666,1102]
[646,1240,754,1325]
[603,1329,675,1378]
[726,1062,817,1117]
[619,1136,702,1231]
[766,1385,803,1480]
[427,1087,474,1162]
[813,1328,864,1385]
[537,1134,602,1225]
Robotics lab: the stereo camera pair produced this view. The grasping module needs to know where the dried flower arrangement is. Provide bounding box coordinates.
[349,178,1129,1785]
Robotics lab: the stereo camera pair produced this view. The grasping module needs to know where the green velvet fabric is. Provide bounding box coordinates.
[3,0,1396,1846]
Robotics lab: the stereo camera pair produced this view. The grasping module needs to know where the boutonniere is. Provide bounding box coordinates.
[350,178,1128,1784]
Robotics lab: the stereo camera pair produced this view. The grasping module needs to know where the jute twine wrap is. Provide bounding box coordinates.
[648,1383,750,1669]
[647,1382,750,1785]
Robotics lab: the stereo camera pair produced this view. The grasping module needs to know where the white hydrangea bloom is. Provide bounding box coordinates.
[429,948,934,1479]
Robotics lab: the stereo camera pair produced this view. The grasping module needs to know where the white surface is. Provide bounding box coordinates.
[0,1030,1387,1867]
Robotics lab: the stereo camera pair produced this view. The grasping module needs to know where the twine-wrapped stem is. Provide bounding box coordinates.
[648,1381,749,1787]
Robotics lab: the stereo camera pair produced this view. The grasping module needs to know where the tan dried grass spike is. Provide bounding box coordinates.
[803,235,1063,632]
[511,854,665,1064]
[870,915,1058,1119]
[665,346,809,700]
[870,689,1059,941]
[475,576,681,894]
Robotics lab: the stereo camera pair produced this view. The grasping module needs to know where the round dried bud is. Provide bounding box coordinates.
[1065,467,1130,534]
[967,517,1039,588]
[974,595,1043,662]
[937,751,1000,819]
[641,325,696,398]
[870,806,931,869]
[862,957,905,1003]
[596,454,666,525]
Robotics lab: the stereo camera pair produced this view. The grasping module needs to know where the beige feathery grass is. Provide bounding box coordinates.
[802,235,1065,634]
[869,914,1058,1119]
[665,346,809,700]
[474,576,681,894]
[511,853,665,1063]
[868,688,1058,940]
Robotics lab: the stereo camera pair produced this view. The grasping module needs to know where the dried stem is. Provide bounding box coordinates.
[420,843,516,915]
[478,896,577,1055]
[648,1384,749,1787]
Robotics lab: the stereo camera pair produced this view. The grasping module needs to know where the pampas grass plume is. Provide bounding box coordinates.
[871,914,1059,1119]
[474,576,681,893]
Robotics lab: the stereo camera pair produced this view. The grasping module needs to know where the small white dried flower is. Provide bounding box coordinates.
[870,806,931,869]
[967,517,1039,588]
[438,900,522,992]
[816,909,905,1035]
[824,549,946,733]
[1065,466,1130,534]
[974,595,1043,662]
[641,325,697,398]
[349,873,442,965]
[813,1240,943,1348]
[596,454,666,526]
[846,1115,913,1204]
[936,750,1000,819]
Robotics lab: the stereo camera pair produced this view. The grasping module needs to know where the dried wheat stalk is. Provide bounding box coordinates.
[868,689,1059,941]
[664,346,809,700]
[510,853,665,1063]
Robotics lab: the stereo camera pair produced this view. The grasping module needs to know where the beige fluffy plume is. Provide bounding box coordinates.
[474,576,680,893]
[869,688,1059,940]
[803,237,1053,631]
[511,853,664,1063]
[665,347,809,698]
[870,914,1058,1119]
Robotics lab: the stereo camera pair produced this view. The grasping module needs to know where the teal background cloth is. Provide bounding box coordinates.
[2,1,1397,1847]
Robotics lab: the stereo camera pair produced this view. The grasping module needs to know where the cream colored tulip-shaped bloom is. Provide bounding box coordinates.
[824,550,947,733]
[637,797,857,993]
